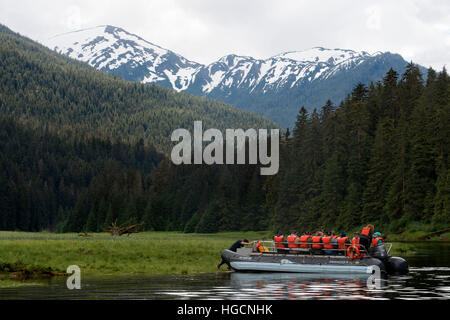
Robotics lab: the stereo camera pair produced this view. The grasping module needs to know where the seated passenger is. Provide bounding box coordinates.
[287,230,300,253]
[371,232,383,247]
[330,232,338,254]
[273,232,286,253]
[322,232,334,255]
[311,231,323,254]
[300,231,312,251]
[350,232,364,259]
[255,239,269,253]
[337,232,350,255]
[351,232,360,245]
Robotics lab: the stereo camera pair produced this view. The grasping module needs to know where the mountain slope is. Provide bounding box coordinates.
[47,25,202,92]
[0,24,276,154]
[46,25,423,127]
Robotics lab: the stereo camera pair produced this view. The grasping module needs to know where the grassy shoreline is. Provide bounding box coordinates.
[384,231,450,242]
[0,230,447,288]
[0,231,272,287]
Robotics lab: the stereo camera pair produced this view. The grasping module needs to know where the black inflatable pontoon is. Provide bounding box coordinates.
[221,243,408,276]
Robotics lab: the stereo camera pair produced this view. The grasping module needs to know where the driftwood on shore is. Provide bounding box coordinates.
[105,220,143,236]
[418,228,450,240]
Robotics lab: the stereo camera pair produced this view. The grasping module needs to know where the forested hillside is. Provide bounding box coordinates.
[269,64,449,233]
[64,159,268,233]
[0,24,276,155]
[0,24,275,232]
[0,118,162,231]
[63,64,449,234]
[0,23,448,234]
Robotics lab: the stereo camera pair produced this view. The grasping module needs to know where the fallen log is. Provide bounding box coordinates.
[105,219,144,236]
[418,228,450,240]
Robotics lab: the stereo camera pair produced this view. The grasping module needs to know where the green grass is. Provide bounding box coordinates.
[387,242,419,255]
[334,221,450,242]
[2,229,442,288]
[0,231,272,280]
[385,231,450,242]
[0,276,46,288]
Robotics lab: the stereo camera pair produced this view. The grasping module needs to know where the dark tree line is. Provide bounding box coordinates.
[0,65,447,233]
[0,24,448,233]
[64,147,269,233]
[63,64,449,234]
[0,118,162,231]
[269,64,449,233]
[0,24,273,233]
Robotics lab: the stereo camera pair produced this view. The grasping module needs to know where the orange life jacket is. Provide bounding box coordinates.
[361,227,371,237]
[287,234,299,248]
[311,236,322,249]
[371,237,383,247]
[337,236,349,250]
[322,236,333,249]
[255,240,268,252]
[300,235,311,248]
[350,237,364,258]
[273,235,285,249]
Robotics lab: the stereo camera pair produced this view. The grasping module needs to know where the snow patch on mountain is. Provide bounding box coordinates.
[47,25,201,92]
[45,26,388,96]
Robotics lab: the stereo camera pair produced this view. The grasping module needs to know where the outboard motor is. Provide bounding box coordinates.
[369,244,388,260]
[370,244,409,275]
[385,256,409,275]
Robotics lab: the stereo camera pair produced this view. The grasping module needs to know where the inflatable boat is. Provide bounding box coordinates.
[220,241,408,276]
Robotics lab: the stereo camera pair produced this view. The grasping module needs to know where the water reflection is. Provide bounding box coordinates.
[228,272,379,300]
[0,242,449,300]
[1,268,449,300]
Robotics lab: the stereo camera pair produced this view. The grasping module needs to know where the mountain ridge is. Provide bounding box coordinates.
[0,23,276,155]
[46,25,424,127]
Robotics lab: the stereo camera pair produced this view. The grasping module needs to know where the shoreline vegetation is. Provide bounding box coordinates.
[0,231,271,288]
[1,229,449,288]
[0,24,448,242]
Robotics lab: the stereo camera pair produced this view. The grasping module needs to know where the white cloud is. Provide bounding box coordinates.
[65,5,87,30]
[365,5,382,31]
[0,0,448,69]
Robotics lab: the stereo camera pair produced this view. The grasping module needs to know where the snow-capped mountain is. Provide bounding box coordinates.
[46,25,413,127]
[47,25,202,92]
[193,48,382,95]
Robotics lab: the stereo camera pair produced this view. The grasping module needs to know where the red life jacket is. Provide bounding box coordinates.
[337,237,348,250]
[361,227,371,237]
[351,237,364,258]
[273,235,285,249]
[255,240,268,252]
[311,236,322,249]
[371,237,383,247]
[300,235,311,248]
[287,234,299,248]
[322,236,333,249]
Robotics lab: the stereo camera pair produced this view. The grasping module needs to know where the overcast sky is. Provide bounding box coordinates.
[0,0,449,69]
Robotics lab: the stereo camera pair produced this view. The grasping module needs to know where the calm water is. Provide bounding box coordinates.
[1,242,449,300]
